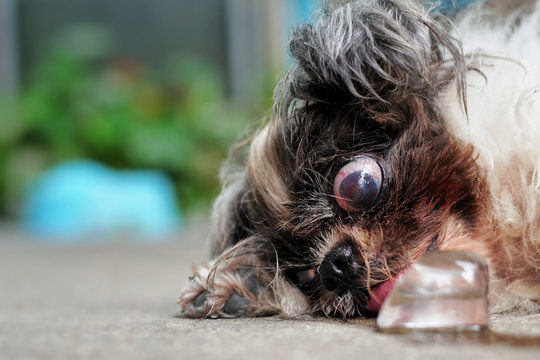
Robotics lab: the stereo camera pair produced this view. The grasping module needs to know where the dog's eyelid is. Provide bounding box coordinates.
[294,268,317,284]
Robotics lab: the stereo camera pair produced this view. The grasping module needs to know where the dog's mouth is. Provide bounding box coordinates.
[365,264,414,313]
[292,267,406,314]
[365,273,401,313]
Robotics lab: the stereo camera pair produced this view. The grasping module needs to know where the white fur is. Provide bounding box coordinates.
[443,1,540,312]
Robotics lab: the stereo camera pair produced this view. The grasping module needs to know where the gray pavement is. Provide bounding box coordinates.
[1,219,539,359]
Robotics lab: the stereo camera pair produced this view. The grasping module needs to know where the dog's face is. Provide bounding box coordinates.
[216,0,493,317]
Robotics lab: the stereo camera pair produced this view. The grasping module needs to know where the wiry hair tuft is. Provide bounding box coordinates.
[277,0,466,119]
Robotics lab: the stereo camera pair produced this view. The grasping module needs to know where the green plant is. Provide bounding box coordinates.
[0,25,265,216]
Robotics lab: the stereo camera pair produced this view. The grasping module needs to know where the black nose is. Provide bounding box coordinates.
[319,243,360,295]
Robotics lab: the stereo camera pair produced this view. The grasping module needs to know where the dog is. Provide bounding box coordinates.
[178,0,540,319]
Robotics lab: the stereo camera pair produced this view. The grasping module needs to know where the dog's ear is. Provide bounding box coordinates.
[210,125,292,256]
[283,0,464,115]
[209,168,253,257]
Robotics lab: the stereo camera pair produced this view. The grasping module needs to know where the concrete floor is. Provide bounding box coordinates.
[1,220,540,359]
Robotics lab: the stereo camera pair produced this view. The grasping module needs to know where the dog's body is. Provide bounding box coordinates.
[178,0,540,318]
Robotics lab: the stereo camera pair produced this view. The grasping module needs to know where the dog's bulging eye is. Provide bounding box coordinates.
[334,156,383,212]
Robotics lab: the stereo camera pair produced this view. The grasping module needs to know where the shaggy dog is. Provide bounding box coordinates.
[178,0,540,318]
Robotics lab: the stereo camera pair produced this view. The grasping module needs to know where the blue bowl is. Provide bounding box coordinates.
[22,160,182,242]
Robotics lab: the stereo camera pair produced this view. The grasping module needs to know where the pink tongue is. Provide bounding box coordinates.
[365,279,396,313]
[365,270,406,313]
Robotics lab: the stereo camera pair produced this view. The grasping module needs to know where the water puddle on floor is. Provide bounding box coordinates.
[378,327,540,347]
[348,319,540,347]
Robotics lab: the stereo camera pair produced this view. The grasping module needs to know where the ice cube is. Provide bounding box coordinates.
[377,251,489,330]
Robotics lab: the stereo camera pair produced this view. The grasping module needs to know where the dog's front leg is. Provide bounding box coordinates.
[177,252,285,318]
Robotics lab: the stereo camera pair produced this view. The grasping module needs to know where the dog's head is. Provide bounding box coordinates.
[214,0,492,317]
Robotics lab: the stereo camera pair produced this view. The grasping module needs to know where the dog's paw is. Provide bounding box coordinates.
[177,265,274,318]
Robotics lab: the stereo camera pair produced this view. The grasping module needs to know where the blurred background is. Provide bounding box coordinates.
[0,0,321,242]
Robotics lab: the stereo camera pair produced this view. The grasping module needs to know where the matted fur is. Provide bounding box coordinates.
[178,0,540,318]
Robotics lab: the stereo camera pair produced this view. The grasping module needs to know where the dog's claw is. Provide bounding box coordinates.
[180,288,251,318]
[192,291,208,308]
[222,292,249,315]
[245,273,262,295]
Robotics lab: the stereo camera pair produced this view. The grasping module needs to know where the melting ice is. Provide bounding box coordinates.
[377,251,489,330]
